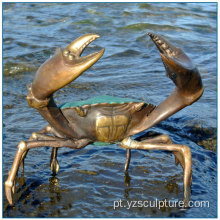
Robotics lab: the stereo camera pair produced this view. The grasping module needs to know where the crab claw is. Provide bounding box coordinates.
[147,32,204,105]
[30,33,104,102]
[129,33,204,135]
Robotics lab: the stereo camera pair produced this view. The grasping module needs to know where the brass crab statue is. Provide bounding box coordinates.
[5,33,203,207]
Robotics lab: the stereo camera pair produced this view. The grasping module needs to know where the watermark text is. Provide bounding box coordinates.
[113,199,209,210]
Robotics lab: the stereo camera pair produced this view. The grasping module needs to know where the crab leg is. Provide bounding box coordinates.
[5,135,91,205]
[124,133,185,174]
[124,149,131,172]
[27,34,104,138]
[133,133,187,174]
[120,137,192,207]
[124,133,173,172]
[129,33,204,136]
[20,125,64,174]
[20,126,52,172]
[44,125,67,175]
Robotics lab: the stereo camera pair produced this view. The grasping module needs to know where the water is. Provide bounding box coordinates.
[3,3,217,218]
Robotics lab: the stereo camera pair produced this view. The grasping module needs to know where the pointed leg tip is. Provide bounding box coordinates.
[182,197,190,209]
[182,184,191,208]
[5,184,13,205]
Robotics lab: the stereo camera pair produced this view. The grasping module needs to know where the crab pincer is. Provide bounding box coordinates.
[147,32,204,106]
[131,32,204,134]
[28,33,105,106]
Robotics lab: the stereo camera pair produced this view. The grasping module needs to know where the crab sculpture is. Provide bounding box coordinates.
[5,33,203,207]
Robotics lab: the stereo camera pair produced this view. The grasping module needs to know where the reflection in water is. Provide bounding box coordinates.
[124,171,131,187]
[48,176,62,204]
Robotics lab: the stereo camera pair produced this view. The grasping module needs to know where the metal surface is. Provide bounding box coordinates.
[5,32,203,208]
[96,114,129,142]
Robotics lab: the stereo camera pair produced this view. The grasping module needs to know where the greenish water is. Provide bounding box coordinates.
[3,3,217,218]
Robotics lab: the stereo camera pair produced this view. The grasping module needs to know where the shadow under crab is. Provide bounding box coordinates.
[5,32,203,207]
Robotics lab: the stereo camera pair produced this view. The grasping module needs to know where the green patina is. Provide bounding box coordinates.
[59,95,141,109]
[93,141,113,146]
[59,95,144,146]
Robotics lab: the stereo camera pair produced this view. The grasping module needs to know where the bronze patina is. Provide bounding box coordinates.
[5,33,204,207]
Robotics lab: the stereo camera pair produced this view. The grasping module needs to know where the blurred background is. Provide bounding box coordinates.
[3,3,217,217]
